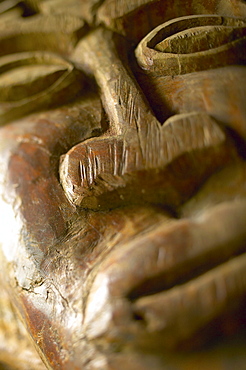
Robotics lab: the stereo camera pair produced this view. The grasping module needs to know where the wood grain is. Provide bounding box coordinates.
[0,1,245,369]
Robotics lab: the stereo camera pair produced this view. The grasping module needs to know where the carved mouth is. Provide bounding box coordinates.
[84,199,246,349]
[128,248,246,301]
[130,252,246,347]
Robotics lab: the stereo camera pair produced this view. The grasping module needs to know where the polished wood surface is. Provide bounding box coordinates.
[0,1,245,369]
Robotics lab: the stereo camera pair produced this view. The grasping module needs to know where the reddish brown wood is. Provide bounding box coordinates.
[0,1,245,369]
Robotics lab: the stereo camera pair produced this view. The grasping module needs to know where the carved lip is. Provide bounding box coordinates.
[84,200,246,347]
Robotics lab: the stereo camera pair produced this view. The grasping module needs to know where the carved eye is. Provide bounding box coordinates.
[135,15,246,75]
[0,52,84,124]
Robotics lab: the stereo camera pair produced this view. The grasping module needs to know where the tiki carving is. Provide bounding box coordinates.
[0,1,246,369]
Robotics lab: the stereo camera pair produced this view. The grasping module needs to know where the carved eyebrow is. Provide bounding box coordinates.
[81,0,246,43]
[0,12,87,57]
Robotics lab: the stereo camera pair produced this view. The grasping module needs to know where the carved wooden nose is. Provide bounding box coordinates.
[59,27,237,210]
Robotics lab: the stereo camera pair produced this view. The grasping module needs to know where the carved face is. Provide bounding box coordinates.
[0,1,246,369]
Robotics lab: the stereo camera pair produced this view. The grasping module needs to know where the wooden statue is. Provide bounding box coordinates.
[0,0,245,368]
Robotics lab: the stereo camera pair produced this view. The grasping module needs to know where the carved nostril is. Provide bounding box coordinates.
[132,311,146,324]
